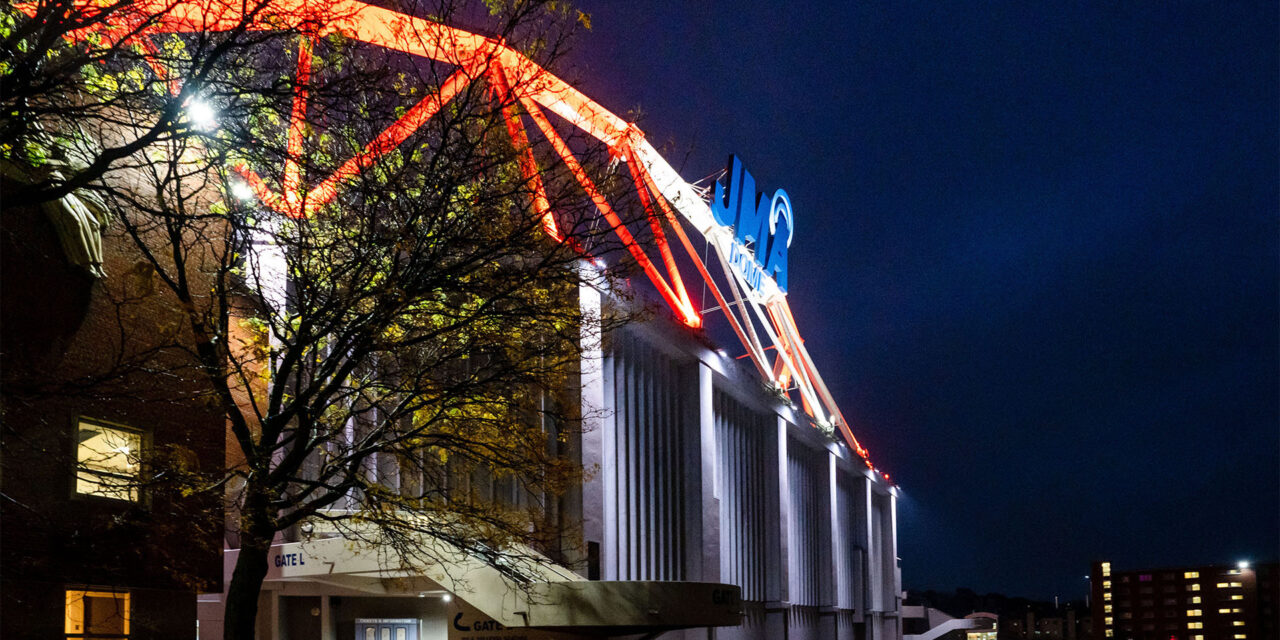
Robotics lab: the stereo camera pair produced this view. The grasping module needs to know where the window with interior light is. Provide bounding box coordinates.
[75,420,142,501]
[65,589,130,638]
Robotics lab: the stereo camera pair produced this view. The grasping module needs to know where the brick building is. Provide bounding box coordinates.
[1090,561,1279,640]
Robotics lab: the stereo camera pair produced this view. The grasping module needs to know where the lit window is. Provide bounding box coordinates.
[1185,571,1200,579]
[1234,635,1246,639]
[1105,605,1113,613]
[1218,583,1231,588]
[66,589,130,638]
[1232,608,1243,613]
[1231,595,1243,601]
[1189,584,1201,591]
[1189,596,1201,604]
[1187,623,1203,630]
[1105,617,1114,625]
[1105,631,1113,638]
[1105,592,1113,601]
[1230,582,1243,588]
[1233,621,1245,627]
[1104,580,1112,589]
[1194,636,1204,640]
[1220,609,1233,614]
[1187,610,1202,617]
[1229,569,1242,575]
[76,421,142,501]
[1102,562,1112,577]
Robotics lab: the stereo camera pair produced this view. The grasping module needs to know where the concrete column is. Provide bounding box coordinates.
[860,474,877,616]
[320,594,334,640]
[769,416,790,605]
[888,490,900,618]
[695,362,720,582]
[828,448,842,609]
[577,266,609,579]
[257,590,281,640]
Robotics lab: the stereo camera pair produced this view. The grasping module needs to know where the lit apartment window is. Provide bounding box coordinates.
[1233,621,1246,627]
[1105,605,1113,613]
[1218,583,1230,588]
[1231,608,1242,613]
[1231,595,1244,601]
[66,589,130,638]
[1105,631,1113,638]
[76,421,142,501]
[1105,617,1114,625]
[1189,596,1201,604]
[1189,583,1201,591]
[1187,610,1202,617]
[1185,571,1200,579]
[1230,582,1243,588]
[1229,569,1242,575]
[1104,592,1113,601]
[1102,562,1112,577]
[1193,636,1204,640]
[1234,635,1246,639]
[1104,580,1112,589]
[1187,622,1204,630]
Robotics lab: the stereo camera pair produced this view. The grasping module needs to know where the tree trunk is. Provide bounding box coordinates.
[224,492,275,640]
[224,531,270,640]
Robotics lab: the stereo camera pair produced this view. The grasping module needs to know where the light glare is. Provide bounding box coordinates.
[186,99,217,130]
[230,180,254,201]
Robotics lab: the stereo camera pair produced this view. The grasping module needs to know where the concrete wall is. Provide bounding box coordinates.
[582,319,901,640]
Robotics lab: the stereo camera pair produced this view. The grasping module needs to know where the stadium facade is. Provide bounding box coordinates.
[4,2,903,639]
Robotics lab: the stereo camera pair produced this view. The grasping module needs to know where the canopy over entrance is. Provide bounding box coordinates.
[225,535,742,635]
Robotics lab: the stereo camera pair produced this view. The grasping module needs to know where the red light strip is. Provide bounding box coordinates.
[633,159,772,381]
[488,68,560,242]
[282,36,314,216]
[511,74,700,328]
[304,66,474,215]
[135,36,182,97]
[624,150,695,321]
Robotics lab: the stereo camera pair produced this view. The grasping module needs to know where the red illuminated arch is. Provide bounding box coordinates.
[29,0,883,472]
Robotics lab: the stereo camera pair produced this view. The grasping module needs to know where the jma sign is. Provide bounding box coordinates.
[710,155,793,293]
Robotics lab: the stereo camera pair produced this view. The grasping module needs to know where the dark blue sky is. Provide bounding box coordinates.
[570,1,1279,600]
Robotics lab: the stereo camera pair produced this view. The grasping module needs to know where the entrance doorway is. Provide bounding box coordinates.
[355,618,420,640]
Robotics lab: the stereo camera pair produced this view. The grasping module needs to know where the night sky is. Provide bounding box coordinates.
[568,1,1279,600]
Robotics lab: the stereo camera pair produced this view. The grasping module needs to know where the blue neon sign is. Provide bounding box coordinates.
[710,155,792,292]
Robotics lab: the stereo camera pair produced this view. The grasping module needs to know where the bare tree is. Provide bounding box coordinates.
[5,1,651,638]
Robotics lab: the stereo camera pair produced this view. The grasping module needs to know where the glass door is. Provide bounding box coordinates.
[354,618,418,640]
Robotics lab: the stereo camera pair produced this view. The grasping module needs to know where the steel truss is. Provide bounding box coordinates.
[34,0,882,473]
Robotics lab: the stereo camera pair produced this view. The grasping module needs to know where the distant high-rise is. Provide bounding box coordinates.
[1090,561,1278,640]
